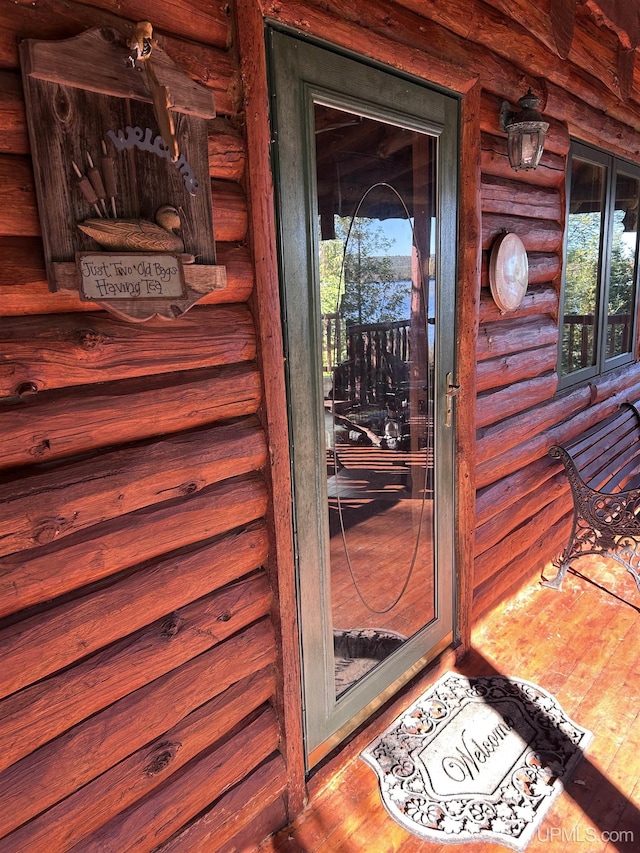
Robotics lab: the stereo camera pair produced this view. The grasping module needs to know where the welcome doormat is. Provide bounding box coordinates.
[362,672,593,851]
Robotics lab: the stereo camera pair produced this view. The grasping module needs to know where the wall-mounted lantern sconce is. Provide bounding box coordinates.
[500,89,549,171]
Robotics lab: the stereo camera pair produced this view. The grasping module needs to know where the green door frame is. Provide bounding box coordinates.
[268,28,459,767]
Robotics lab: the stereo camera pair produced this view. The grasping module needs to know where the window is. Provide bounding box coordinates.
[559,141,640,386]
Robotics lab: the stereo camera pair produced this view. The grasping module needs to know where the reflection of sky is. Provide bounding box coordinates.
[376,217,436,256]
[374,219,436,321]
[615,209,638,255]
[621,232,637,254]
[381,218,414,255]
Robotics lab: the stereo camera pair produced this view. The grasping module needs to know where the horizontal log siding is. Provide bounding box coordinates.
[469,107,565,610]
[159,755,289,853]
[388,6,640,615]
[0,306,256,397]
[0,3,283,852]
[3,671,281,853]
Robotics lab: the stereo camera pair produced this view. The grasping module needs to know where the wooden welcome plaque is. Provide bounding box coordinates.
[20,24,226,321]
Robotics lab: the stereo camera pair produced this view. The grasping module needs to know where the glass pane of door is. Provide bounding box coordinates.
[315,104,437,697]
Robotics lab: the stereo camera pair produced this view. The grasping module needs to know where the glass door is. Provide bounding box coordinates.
[269,30,459,766]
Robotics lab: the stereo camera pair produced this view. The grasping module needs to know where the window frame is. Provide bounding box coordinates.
[558,140,640,389]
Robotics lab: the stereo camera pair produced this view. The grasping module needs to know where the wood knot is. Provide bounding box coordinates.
[180,481,199,496]
[53,87,72,123]
[101,28,119,45]
[160,613,183,638]
[15,381,38,396]
[217,609,232,623]
[75,329,110,349]
[144,741,181,776]
[34,517,70,545]
[31,439,51,458]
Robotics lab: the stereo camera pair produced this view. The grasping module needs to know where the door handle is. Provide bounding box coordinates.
[445,372,461,428]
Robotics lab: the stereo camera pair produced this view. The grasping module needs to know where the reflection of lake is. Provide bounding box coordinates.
[382,279,435,322]
[381,280,436,357]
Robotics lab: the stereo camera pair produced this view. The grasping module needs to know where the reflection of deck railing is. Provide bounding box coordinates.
[331,320,411,405]
[563,313,631,370]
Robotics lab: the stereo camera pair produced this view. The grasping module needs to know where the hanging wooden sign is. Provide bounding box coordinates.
[20,22,226,322]
[77,253,186,301]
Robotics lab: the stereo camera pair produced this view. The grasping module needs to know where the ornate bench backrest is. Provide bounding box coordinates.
[551,403,640,495]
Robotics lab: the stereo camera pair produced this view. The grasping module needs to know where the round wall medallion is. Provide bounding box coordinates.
[489,232,528,313]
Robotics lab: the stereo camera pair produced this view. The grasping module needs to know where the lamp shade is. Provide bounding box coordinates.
[501,90,549,171]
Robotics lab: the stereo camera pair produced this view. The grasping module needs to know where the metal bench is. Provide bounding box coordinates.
[542,401,640,593]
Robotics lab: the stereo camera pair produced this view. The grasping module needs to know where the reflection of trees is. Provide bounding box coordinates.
[565,210,636,316]
[319,217,407,325]
[609,210,636,314]
[607,210,636,358]
[564,213,600,316]
[563,209,637,372]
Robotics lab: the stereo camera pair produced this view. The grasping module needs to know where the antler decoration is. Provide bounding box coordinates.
[128,21,179,162]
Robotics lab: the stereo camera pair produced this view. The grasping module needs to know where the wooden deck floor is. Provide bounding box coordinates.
[328,444,434,638]
[257,556,640,852]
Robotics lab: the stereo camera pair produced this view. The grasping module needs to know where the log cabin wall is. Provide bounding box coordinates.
[2,0,640,850]
[0,2,298,851]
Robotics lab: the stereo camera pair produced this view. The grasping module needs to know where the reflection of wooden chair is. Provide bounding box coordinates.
[381,348,409,394]
[324,407,381,449]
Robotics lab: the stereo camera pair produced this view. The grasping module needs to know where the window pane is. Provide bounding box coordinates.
[561,157,606,376]
[607,171,639,360]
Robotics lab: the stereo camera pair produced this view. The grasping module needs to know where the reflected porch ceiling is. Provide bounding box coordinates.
[315,105,435,224]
